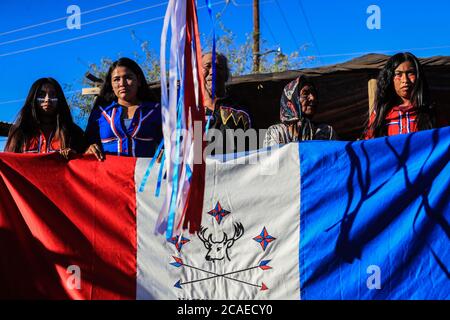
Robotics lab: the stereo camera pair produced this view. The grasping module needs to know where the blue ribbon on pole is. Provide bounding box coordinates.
[205,113,213,135]
[155,152,166,197]
[166,87,185,239]
[205,0,216,134]
[138,139,165,193]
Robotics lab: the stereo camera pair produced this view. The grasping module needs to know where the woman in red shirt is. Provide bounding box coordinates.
[364,52,437,139]
[4,77,86,158]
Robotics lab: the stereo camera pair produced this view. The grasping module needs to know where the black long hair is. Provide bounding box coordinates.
[366,52,436,138]
[94,57,155,108]
[5,77,76,152]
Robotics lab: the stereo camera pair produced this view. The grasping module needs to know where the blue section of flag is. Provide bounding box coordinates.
[299,127,450,299]
[155,152,165,197]
[138,139,164,193]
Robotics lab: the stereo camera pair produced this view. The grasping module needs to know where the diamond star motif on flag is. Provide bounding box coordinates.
[253,227,276,251]
[208,201,230,225]
[167,235,190,252]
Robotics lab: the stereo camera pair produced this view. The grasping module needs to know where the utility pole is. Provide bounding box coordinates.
[252,0,260,73]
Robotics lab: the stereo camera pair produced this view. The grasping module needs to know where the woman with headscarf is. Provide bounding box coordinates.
[263,75,337,147]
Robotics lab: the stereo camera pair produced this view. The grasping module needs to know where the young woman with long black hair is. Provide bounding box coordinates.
[5,77,86,158]
[85,57,162,159]
[364,52,437,139]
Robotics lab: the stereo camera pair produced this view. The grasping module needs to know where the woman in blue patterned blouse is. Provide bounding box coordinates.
[85,57,162,159]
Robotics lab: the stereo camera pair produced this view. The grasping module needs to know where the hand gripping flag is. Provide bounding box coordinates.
[0,128,448,299]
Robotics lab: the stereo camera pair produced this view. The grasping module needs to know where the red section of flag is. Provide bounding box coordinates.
[181,0,206,234]
[0,153,137,299]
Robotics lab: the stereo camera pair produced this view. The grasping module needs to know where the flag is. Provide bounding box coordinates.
[0,127,449,299]
[158,0,206,238]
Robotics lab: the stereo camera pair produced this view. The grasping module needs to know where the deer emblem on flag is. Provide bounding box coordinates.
[197,222,244,262]
[169,201,275,294]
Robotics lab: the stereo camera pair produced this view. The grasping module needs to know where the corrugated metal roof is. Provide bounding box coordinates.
[150,53,450,140]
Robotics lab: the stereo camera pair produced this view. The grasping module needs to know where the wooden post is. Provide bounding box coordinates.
[82,87,100,96]
[368,78,377,115]
[252,0,260,73]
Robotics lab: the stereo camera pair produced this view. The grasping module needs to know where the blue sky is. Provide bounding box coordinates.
[1,0,450,149]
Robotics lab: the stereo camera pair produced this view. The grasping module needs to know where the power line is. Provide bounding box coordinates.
[0,98,25,105]
[297,0,322,65]
[217,0,231,18]
[0,0,134,37]
[274,0,299,49]
[230,0,249,6]
[260,11,277,45]
[204,1,231,43]
[0,0,226,57]
[0,2,168,47]
[0,1,229,105]
[0,16,164,58]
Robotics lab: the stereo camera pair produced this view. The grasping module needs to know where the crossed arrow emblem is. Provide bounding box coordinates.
[170,256,271,291]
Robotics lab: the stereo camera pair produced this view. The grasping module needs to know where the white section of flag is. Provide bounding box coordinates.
[135,144,301,299]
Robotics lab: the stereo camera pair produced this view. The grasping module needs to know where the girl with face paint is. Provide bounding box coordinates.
[5,77,86,159]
